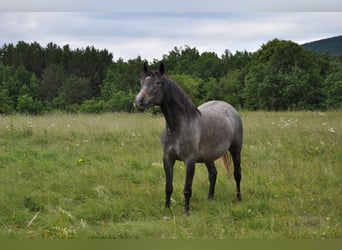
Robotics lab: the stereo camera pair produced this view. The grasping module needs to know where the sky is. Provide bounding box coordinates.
[1,1,342,61]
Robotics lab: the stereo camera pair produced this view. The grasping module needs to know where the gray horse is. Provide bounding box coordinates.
[134,62,243,215]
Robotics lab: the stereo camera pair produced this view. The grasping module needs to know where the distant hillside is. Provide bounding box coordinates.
[302,36,342,56]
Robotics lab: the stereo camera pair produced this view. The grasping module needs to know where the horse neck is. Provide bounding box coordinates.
[159,80,200,134]
[160,101,186,133]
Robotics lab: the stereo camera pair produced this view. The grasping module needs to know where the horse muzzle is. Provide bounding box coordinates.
[134,95,147,111]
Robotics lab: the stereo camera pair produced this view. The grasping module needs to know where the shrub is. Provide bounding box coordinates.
[80,99,106,113]
[104,91,136,112]
[0,89,14,114]
[16,95,43,115]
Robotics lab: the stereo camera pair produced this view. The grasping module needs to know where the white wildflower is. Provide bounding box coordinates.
[328,128,335,133]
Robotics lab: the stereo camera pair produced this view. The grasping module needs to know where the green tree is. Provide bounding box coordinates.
[0,64,35,108]
[194,51,224,81]
[16,94,43,114]
[243,39,325,110]
[101,57,144,100]
[5,41,44,78]
[170,74,203,106]
[39,64,64,101]
[219,69,244,108]
[222,50,252,70]
[19,74,39,98]
[162,46,200,76]
[201,77,220,103]
[67,46,113,97]
[0,89,14,114]
[324,57,342,108]
[200,69,244,108]
[60,76,92,105]
[105,91,136,112]
[44,42,63,66]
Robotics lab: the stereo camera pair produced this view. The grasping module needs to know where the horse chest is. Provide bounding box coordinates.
[162,130,198,161]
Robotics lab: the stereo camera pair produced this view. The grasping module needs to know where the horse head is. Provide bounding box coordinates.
[134,62,165,111]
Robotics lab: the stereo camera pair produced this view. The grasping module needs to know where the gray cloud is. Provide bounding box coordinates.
[1,12,341,61]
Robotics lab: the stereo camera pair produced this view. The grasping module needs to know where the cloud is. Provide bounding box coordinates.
[1,12,341,61]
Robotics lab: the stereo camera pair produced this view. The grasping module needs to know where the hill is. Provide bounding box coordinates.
[302,35,342,56]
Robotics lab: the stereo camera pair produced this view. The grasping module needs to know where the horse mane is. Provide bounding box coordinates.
[162,76,201,119]
[142,68,201,119]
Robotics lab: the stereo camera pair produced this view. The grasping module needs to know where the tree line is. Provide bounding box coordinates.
[0,39,341,114]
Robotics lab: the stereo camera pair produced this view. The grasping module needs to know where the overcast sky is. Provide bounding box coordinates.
[1,1,342,61]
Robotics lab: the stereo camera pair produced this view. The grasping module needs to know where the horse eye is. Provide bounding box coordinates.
[155,80,162,85]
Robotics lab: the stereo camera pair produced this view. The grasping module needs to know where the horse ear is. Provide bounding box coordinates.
[143,62,148,72]
[159,62,165,75]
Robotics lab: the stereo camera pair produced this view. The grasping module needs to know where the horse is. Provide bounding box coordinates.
[134,62,243,215]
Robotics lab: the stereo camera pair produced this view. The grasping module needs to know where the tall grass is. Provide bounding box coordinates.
[0,111,341,239]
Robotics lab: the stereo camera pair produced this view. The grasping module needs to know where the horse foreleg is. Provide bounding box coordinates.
[205,162,217,199]
[163,156,175,208]
[183,160,196,216]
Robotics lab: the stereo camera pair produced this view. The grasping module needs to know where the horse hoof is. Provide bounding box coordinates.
[237,193,242,201]
[183,210,190,216]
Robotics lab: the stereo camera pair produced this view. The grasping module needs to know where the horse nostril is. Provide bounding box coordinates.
[134,95,145,109]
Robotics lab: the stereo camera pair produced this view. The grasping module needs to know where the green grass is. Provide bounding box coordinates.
[0,111,341,239]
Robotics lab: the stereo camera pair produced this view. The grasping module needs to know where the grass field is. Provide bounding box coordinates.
[0,111,341,239]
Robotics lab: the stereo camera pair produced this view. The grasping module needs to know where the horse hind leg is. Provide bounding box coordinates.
[205,161,217,199]
[229,146,242,201]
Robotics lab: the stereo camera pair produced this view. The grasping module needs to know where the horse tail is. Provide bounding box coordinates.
[220,152,232,179]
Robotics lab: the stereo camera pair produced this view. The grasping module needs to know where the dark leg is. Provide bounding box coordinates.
[163,156,175,208]
[183,159,196,216]
[205,161,217,199]
[230,148,242,201]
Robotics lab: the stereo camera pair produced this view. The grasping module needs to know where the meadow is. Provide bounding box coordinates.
[0,111,341,239]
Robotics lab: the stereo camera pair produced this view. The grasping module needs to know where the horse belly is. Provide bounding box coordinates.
[197,129,232,162]
[197,103,234,162]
